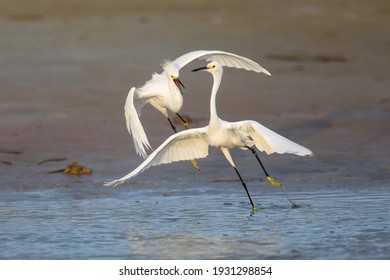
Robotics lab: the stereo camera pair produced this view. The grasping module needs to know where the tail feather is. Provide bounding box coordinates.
[124,87,152,158]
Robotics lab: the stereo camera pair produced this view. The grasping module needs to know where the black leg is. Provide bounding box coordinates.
[232,166,256,211]
[176,113,189,129]
[245,146,299,208]
[167,118,177,133]
[245,146,281,186]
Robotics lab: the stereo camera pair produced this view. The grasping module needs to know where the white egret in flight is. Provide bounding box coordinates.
[106,62,312,211]
[125,50,271,163]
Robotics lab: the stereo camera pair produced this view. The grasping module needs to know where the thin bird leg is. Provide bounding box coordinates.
[245,146,298,207]
[167,117,199,170]
[232,166,257,211]
[176,113,189,129]
[245,146,281,186]
[167,118,177,133]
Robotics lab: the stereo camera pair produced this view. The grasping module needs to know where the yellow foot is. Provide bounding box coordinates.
[182,121,189,130]
[252,205,258,212]
[190,159,200,170]
[267,176,282,187]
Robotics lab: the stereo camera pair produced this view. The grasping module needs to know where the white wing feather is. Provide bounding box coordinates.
[232,120,313,156]
[172,50,271,75]
[124,87,151,158]
[104,127,209,187]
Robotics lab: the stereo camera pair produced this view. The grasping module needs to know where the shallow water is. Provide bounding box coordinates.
[1,181,389,260]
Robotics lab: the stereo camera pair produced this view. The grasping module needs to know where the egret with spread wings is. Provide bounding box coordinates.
[126,50,271,162]
[106,62,312,210]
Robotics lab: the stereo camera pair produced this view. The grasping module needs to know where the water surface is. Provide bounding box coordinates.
[1,182,389,259]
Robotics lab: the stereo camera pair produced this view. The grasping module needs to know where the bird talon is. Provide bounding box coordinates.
[190,159,200,170]
[252,205,258,212]
[267,176,282,187]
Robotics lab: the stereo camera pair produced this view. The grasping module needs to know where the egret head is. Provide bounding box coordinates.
[192,61,223,73]
[161,59,185,92]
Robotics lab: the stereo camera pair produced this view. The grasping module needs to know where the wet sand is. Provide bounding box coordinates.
[1,0,389,259]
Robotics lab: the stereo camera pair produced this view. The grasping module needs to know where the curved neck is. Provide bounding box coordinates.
[209,69,223,126]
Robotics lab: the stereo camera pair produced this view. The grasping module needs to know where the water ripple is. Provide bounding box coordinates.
[0,184,389,259]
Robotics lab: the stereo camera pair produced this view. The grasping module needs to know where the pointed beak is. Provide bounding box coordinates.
[192,66,208,72]
[173,78,185,90]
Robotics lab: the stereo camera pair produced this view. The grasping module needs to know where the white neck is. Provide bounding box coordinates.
[209,68,223,127]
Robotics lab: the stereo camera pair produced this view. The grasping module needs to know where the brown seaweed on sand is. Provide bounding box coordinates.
[64,162,92,175]
[49,162,92,175]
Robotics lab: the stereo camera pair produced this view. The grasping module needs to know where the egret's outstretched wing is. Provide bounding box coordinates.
[172,50,271,75]
[104,127,209,187]
[124,87,151,158]
[231,120,313,156]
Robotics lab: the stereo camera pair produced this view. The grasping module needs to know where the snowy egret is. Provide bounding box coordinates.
[126,50,271,160]
[106,62,312,210]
